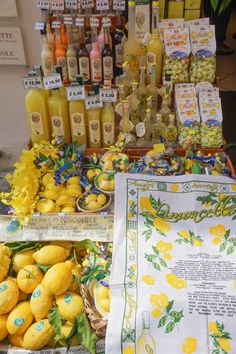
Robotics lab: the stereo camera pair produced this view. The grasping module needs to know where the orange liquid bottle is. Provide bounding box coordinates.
[55,30,68,83]
[60,23,68,50]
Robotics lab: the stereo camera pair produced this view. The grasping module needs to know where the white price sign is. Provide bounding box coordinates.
[36,0,50,9]
[52,0,65,10]
[90,17,100,27]
[67,86,86,101]
[35,22,45,30]
[43,74,62,89]
[99,88,117,102]
[66,0,78,9]
[85,95,103,109]
[102,17,111,27]
[113,0,125,10]
[96,0,109,11]
[81,0,93,9]
[51,21,61,29]
[64,17,73,25]
[23,76,42,90]
[75,17,84,27]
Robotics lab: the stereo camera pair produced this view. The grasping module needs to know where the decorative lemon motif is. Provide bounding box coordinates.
[17,265,44,294]
[166,274,187,289]
[139,196,155,213]
[182,337,197,353]
[142,275,156,285]
[123,345,135,354]
[171,184,179,192]
[150,293,169,309]
[23,319,54,350]
[7,301,33,335]
[0,245,12,282]
[13,249,35,273]
[8,333,24,348]
[30,284,54,321]
[42,261,73,295]
[153,217,171,233]
[0,279,19,315]
[0,314,8,341]
[209,224,226,237]
[179,230,190,239]
[33,245,70,265]
[155,240,173,253]
[219,338,231,351]
[208,322,221,336]
[56,291,84,323]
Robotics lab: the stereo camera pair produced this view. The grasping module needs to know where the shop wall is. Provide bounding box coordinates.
[0,0,41,167]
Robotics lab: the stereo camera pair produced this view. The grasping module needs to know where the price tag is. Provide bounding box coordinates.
[64,17,73,25]
[75,17,84,27]
[43,74,62,89]
[23,76,42,90]
[142,32,151,46]
[36,0,50,9]
[90,17,100,28]
[66,0,78,9]
[51,21,61,29]
[96,0,109,11]
[35,22,45,30]
[113,0,125,11]
[85,95,103,109]
[99,88,117,102]
[102,17,111,27]
[67,86,86,101]
[81,0,93,9]
[153,143,165,154]
[52,0,65,10]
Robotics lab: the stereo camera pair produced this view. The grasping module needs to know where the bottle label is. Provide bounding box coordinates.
[42,58,54,76]
[136,122,145,137]
[79,57,90,82]
[103,122,115,145]
[29,112,44,136]
[91,58,102,82]
[86,43,92,53]
[89,120,101,144]
[51,116,65,138]
[57,57,68,81]
[146,51,157,78]
[115,43,124,68]
[71,112,85,137]
[102,56,113,79]
[67,56,78,82]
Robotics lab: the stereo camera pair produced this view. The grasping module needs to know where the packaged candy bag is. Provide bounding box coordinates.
[159,18,184,41]
[163,28,191,83]
[189,25,216,83]
[184,17,209,29]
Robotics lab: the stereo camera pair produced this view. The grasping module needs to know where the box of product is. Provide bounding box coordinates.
[184,17,209,28]
[168,0,184,18]
[159,18,184,41]
[184,9,201,20]
[160,0,166,19]
[185,0,201,9]
[135,0,150,44]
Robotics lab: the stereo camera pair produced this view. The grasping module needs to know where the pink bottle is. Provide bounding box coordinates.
[90,28,102,83]
[98,28,113,53]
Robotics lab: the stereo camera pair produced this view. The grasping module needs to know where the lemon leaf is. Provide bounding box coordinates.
[35,263,52,273]
[74,240,101,254]
[5,241,41,255]
[48,307,64,345]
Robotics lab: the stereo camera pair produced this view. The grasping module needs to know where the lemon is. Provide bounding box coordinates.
[219,338,231,351]
[94,283,110,317]
[56,291,84,322]
[46,182,62,191]
[103,152,114,162]
[30,284,54,321]
[0,245,12,258]
[98,174,109,184]
[42,261,73,295]
[50,241,73,250]
[182,337,197,353]
[110,179,115,190]
[100,181,111,191]
[85,193,98,204]
[7,301,33,335]
[33,245,70,266]
[87,169,96,180]
[0,314,8,341]
[0,245,12,282]
[66,184,82,198]
[51,204,61,213]
[42,173,54,187]
[97,194,106,206]
[23,319,54,350]
[56,194,72,206]
[166,274,187,289]
[0,279,19,314]
[17,265,44,294]
[12,249,35,273]
[18,291,29,301]
[123,345,135,354]
[61,206,75,213]
[63,200,76,208]
[67,176,80,185]
[87,201,101,210]
[104,160,113,170]
[43,189,59,200]
[36,199,55,213]
[8,333,24,347]
[99,298,110,313]
[60,322,80,347]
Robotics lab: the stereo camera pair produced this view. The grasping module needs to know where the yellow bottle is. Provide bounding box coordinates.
[102,101,115,147]
[54,65,67,98]
[87,91,101,148]
[33,65,50,99]
[137,312,156,353]
[69,75,87,147]
[146,1,163,84]
[25,72,51,144]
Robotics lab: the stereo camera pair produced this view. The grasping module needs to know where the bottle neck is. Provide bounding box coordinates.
[139,68,146,87]
[128,5,135,39]
[116,13,123,30]
[52,89,60,97]
[152,5,160,35]
[103,27,109,46]
[150,66,157,86]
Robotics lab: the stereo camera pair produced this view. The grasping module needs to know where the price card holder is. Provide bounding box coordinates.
[51,21,61,29]
[35,22,45,31]
[66,0,78,9]
[75,17,85,27]
[64,17,73,25]
[81,0,93,9]
[102,17,111,27]
[23,76,42,90]
[67,86,86,101]
[96,0,109,11]
[85,95,103,109]
[113,0,126,11]
[52,0,65,10]
[99,88,117,102]
[90,17,100,27]
[37,0,50,10]
[44,74,62,90]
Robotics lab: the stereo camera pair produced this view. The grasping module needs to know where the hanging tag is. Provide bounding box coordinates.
[23,76,42,90]
[81,0,93,9]
[136,122,145,137]
[64,17,73,25]
[153,143,165,154]
[113,0,125,11]
[67,86,86,101]
[142,32,151,47]
[85,95,103,109]
[52,0,65,10]
[90,17,100,28]
[96,0,109,11]
[44,74,62,89]
[66,0,78,9]
[102,17,111,28]
[51,21,61,29]
[35,22,45,30]
[99,88,117,103]
[36,1,50,10]
[75,17,85,27]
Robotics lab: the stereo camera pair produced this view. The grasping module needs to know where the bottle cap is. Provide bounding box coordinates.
[76,75,84,85]
[152,1,160,7]
[122,100,129,112]
[131,82,138,91]
[88,90,95,97]
[40,23,46,36]
[33,65,44,77]
[92,83,100,95]
[128,1,135,6]
[146,108,151,113]
[54,66,63,81]
[156,113,162,120]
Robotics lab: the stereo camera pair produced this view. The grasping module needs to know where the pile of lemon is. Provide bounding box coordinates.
[95,172,115,193]
[84,193,107,210]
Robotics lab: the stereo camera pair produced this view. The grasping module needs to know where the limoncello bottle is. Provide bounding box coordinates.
[87,91,102,148]
[137,312,156,354]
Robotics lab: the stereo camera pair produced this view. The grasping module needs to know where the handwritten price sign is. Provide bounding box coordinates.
[67,86,86,101]
[43,74,62,89]
[23,76,42,90]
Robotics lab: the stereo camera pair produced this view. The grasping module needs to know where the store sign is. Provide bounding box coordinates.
[51,0,65,10]
[36,1,50,10]
[64,17,73,25]
[65,0,78,9]
[96,0,109,11]
[81,0,93,9]
[75,17,84,27]
[102,17,111,28]
[90,17,100,28]
[67,86,86,101]
[0,27,26,65]
[113,0,126,11]
[0,0,18,17]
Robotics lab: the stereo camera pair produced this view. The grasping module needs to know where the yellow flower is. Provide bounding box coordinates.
[162,253,172,260]
[171,184,179,192]
[179,230,190,239]
[212,237,222,245]
[203,202,211,208]
[209,224,226,237]
[131,264,137,270]
[82,259,90,267]
[219,194,226,200]
[150,293,169,309]
[128,212,133,219]
[166,274,187,289]
[182,337,197,353]
[139,196,155,213]
[231,184,236,192]
[219,338,231,351]
[153,218,171,233]
[193,239,202,247]
[208,322,221,336]
[130,276,136,281]
[123,345,135,354]
[128,199,133,206]
[151,308,163,317]
[156,240,173,253]
[142,275,156,285]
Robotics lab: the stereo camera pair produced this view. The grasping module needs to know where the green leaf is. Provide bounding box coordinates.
[229,238,236,246]
[165,321,175,333]
[74,240,101,254]
[224,229,230,240]
[48,308,64,345]
[227,246,234,255]
[221,332,232,340]
[216,321,224,332]
[143,229,152,241]
[210,0,220,11]
[219,0,232,13]
[152,262,161,271]
[166,300,174,314]
[5,242,41,255]
[145,253,156,262]
[152,246,159,256]
[158,315,168,328]
[159,258,167,267]
[35,264,52,273]
[220,242,227,252]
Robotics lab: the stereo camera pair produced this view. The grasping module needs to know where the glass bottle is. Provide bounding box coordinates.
[54,65,67,99]
[160,97,171,126]
[40,28,54,77]
[55,30,68,83]
[85,16,92,53]
[66,29,79,83]
[33,65,50,99]
[120,100,132,133]
[112,12,125,78]
[137,312,156,354]
[123,1,146,81]
[60,23,68,50]
[102,26,114,81]
[78,27,91,84]
[128,82,140,127]
[87,91,102,148]
[46,23,55,56]
[98,27,113,53]
[146,1,163,84]
[152,113,166,143]
[165,113,177,147]
[137,66,148,121]
[101,92,115,147]
[90,28,102,83]
[147,64,159,107]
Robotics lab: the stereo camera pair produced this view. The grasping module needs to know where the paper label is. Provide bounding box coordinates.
[102,56,113,80]
[89,120,101,143]
[51,21,61,29]
[29,112,44,136]
[78,57,90,82]
[75,17,85,27]
[56,56,68,81]
[96,0,109,11]
[35,22,45,31]
[51,116,65,138]
[64,17,73,25]
[65,0,78,9]
[185,17,209,28]
[99,88,117,102]
[90,17,100,28]
[81,0,93,9]
[67,85,85,101]
[71,112,85,136]
[85,95,103,109]
[43,74,62,89]
[199,92,223,124]
[23,76,42,90]
[102,17,111,28]
[41,57,54,76]
[175,85,200,123]
[113,0,126,11]
[103,122,115,145]
[153,143,165,153]
[115,43,124,68]
[67,56,78,82]
[164,27,191,58]
[36,1,50,9]
[142,32,151,47]
[146,51,156,79]
[51,0,65,10]
[135,3,150,43]
[136,121,145,137]
[159,18,184,41]
[190,25,216,56]
[91,58,102,82]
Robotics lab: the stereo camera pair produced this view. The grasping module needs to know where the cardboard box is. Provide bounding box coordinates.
[185,0,201,9]
[168,0,184,19]
[184,9,201,20]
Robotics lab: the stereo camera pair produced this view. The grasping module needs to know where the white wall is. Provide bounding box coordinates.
[0,0,41,165]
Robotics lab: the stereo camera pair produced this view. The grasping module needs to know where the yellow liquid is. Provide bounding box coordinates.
[48,90,71,144]
[137,330,156,354]
[102,103,115,147]
[69,100,87,146]
[25,88,51,144]
[87,108,101,148]
[147,33,163,85]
